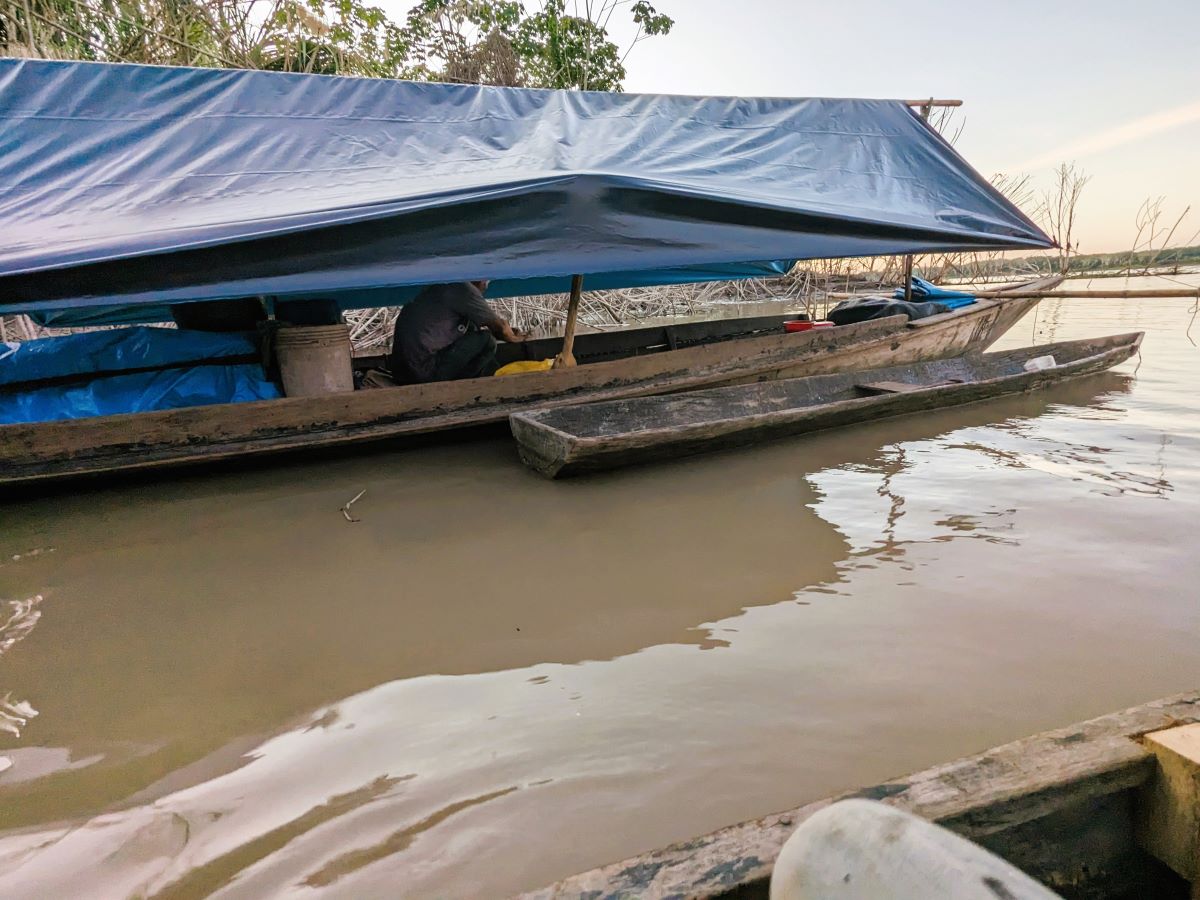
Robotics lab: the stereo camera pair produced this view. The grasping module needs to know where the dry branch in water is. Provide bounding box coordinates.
[340,489,366,523]
[1038,163,1091,275]
[1126,198,1199,276]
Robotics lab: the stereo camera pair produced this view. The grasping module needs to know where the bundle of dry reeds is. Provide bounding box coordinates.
[7,253,1041,354]
[344,267,875,353]
[3,268,871,352]
[0,316,38,343]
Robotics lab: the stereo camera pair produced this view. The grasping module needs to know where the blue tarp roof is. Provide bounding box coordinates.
[0,59,1052,323]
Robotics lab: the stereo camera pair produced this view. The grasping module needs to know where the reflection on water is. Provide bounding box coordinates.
[0,593,42,746]
[1,280,1199,898]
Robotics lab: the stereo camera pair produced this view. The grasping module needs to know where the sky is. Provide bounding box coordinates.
[604,0,1200,254]
[379,0,1199,255]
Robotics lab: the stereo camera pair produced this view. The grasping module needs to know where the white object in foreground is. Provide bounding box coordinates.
[770,799,1063,900]
[1023,354,1058,372]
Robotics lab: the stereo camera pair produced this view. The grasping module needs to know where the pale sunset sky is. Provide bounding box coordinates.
[381,0,1199,255]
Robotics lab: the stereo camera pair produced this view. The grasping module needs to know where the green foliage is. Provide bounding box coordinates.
[516,0,625,90]
[0,0,673,90]
[397,0,673,90]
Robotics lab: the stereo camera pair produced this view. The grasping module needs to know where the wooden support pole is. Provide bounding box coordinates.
[1136,723,1200,890]
[554,274,585,369]
[898,102,936,303]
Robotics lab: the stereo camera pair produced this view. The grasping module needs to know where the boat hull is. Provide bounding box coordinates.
[511,332,1143,478]
[0,280,1057,489]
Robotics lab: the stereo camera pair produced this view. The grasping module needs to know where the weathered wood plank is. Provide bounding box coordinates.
[523,691,1200,900]
[1136,723,1200,881]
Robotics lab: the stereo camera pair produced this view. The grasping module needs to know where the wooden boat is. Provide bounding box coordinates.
[510,331,1143,478]
[0,278,1057,490]
[525,691,1200,900]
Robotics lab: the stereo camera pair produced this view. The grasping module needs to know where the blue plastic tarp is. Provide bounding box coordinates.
[0,59,1052,323]
[0,364,281,424]
[0,326,259,386]
[893,276,976,302]
[930,296,976,310]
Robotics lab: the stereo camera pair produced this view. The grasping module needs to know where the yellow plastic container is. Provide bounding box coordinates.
[494,358,554,377]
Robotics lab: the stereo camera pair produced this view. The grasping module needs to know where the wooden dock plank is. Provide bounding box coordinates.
[523,691,1200,900]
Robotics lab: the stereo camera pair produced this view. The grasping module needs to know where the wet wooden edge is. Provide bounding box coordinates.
[521,690,1200,900]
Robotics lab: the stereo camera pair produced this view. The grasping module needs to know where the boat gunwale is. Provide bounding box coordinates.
[523,689,1200,900]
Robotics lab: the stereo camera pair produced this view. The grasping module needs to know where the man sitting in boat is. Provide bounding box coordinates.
[389,281,526,382]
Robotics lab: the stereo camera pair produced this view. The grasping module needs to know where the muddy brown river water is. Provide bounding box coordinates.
[1,275,1198,898]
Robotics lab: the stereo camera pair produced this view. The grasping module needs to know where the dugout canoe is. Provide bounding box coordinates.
[510,330,1142,478]
[0,278,1056,490]
[527,691,1200,900]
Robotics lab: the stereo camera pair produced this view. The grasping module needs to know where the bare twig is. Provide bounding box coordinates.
[1037,163,1091,275]
[341,489,366,522]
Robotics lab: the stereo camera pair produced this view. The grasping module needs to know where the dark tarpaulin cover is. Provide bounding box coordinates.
[827,297,950,326]
[0,59,1052,322]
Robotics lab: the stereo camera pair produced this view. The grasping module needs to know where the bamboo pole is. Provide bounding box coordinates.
[901,99,962,108]
[973,288,1200,299]
[554,274,585,368]
[825,288,1200,301]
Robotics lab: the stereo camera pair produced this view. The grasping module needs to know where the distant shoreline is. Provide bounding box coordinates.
[943,265,1200,285]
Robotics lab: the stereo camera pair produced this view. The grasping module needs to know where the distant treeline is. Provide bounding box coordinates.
[986,245,1200,276]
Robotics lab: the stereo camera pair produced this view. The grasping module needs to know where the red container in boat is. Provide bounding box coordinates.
[785,321,834,333]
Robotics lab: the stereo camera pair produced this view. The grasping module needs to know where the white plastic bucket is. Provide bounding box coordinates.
[275,324,354,397]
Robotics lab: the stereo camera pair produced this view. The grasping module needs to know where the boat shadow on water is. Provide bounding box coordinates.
[0,371,1135,896]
